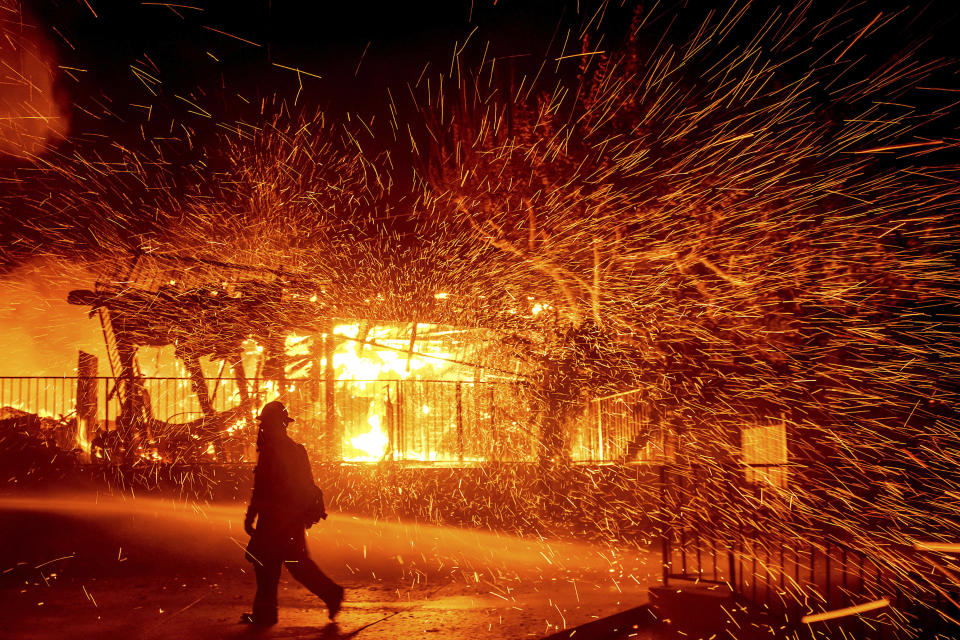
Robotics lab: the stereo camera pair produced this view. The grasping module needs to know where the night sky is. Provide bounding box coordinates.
[15,1,959,159]
[19,1,577,151]
[1,1,958,267]
[1,5,960,636]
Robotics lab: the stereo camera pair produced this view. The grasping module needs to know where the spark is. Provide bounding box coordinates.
[801,597,890,623]
[201,26,261,48]
[0,2,958,636]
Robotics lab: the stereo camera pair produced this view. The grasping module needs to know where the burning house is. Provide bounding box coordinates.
[61,252,533,465]
[1,248,779,479]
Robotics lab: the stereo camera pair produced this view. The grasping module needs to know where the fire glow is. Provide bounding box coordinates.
[0,1,958,636]
[108,320,478,462]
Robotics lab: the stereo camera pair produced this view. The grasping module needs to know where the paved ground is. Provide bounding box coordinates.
[0,495,659,639]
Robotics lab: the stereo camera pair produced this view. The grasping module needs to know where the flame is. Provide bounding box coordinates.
[328,323,463,461]
[1,401,59,420]
[531,302,551,316]
[348,412,388,460]
[284,333,311,357]
[0,318,478,464]
[76,417,92,455]
[139,448,162,462]
[332,323,453,383]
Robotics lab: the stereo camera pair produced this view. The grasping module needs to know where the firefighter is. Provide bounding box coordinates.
[241,401,344,625]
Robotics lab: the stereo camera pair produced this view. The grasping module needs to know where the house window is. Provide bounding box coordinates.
[742,421,788,488]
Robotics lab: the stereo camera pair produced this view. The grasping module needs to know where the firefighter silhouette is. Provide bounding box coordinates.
[242,401,343,625]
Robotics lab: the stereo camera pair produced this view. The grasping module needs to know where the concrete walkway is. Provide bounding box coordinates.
[0,495,660,638]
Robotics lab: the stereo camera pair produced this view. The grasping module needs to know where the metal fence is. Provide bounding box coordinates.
[658,464,960,638]
[0,376,532,464]
[575,388,675,463]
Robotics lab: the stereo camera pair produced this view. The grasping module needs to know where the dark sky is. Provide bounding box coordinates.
[22,1,957,145]
[26,1,585,141]
[2,0,957,267]
[3,1,593,263]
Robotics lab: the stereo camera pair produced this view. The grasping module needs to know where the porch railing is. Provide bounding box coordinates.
[0,376,531,464]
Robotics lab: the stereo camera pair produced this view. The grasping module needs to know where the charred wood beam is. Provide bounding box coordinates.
[76,351,98,452]
[182,353,215,418]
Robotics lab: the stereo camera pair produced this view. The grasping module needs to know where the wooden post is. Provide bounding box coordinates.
[114,335,142,446]
[76,351,98,456]
[183,353,214,417]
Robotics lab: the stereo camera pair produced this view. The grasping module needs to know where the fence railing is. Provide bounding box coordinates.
[574,388,676,463]
[658,463,960,637]
[0,376,532,464]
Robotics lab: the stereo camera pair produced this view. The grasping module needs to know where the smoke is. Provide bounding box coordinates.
[0,257,105,377]
[0,1,68,158]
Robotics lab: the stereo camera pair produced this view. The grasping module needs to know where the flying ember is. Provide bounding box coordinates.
[0,1,958,638]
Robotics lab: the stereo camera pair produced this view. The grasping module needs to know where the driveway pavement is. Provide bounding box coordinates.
[0,495,659,639]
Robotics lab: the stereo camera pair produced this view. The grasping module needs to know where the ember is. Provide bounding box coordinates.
[1,1,958,638]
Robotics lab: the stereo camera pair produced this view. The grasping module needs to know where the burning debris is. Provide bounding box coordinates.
[59,251,534,466]
[0,405,83,487]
